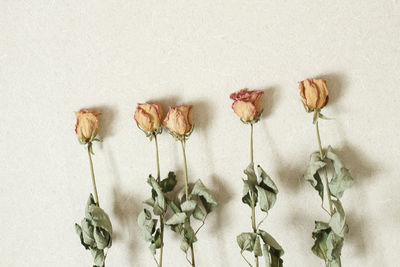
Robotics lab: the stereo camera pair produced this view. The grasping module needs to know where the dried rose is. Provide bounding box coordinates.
[299,78,329,110]
[134,103,163,133]
[163,105,193,136]
[230,89,264,122]
[75,109,101,144]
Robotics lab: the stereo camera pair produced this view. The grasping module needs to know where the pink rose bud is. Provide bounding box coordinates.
[230,89,264,122]
[163,105,193,136]
[299,78,329,110]
[75,109,101,144]
[134,103,164,133]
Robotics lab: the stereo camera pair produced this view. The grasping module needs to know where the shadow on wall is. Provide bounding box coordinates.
[259,85,305,193]
[108,147,143,266]
[89,105,117,141]
[334,142,379,260]
[191,98,235,261]
[317,72,348,114]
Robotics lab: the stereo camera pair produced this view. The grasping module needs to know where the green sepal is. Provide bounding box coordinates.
[240,111,263,124]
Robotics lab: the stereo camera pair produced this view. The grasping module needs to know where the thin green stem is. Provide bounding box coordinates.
[250,124,254,164]
[315,115,334,215]
[154,134,164,267]
[180,139,195,267]
[181,139,190,200]
[154,134,161,181]
[249,124,258,267]
[87,142,106,267]
[88,142,100,206]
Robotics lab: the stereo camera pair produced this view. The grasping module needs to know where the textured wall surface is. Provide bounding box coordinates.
[1,1,399,266]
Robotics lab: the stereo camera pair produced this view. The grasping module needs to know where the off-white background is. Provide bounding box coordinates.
[1,1,399,266]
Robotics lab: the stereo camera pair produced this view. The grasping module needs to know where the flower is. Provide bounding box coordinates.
[163,105,193,136]
[134,103,163,133]
[299,78,329,110]
[230,89,264,122]
[75,109,101,144]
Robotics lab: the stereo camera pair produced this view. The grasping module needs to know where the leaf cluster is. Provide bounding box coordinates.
[138,172,177,255]
[75,194,113,267]
[304,146,354,265]
[165,179,217,254]
[237,163,284,266]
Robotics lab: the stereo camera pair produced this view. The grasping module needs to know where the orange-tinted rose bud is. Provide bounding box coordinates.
[230,89,264,122]
[299,78,329,110]
[163,105,193,136]
[134,103,163,133]
[75,109,101,144]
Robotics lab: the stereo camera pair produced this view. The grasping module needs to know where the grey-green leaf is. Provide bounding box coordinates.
[257,165,278,194]
[147,175,166,215]
[160,171,177,193]
[137,209,156,242]
[193,205,206,221]
[191,179,218,214]
[180,240,190,253]
[237,232,257,252]
[90,248,105,267]
[304,152,326,202]
[244,163,258,189]
[183,222,198,245]
[254,236,263,257]
[167,200,181,214]
[242,179,257,208]
[87,205,113,235]
[326,146,354,199]
[256,185,277,212]
[329,200,348,237]
[263,244,271,267]
[326,231,344,262]
[181,200,198,214]
[93,227,109,250]
[258,230,284,256]
[165,212,187,225]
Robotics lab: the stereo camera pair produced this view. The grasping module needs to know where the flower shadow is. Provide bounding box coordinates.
[88,105,118,140]
[105,147,142,266]
[259,86,280,119]
[316,72,348,111]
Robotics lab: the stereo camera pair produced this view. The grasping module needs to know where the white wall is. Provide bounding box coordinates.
[1,1,399,266]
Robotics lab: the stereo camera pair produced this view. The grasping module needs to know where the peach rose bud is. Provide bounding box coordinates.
[299,78,329,110]
[134,103,163,133]
[230,89,264,122]
[163,105,193,136]
[75,109,101,144]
